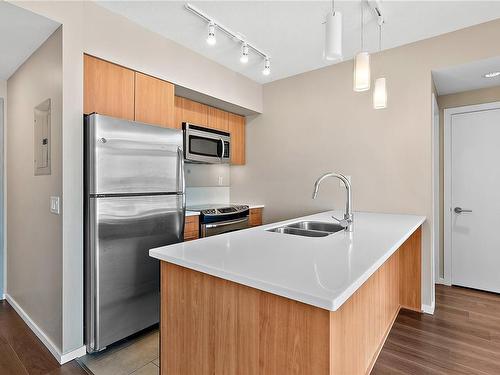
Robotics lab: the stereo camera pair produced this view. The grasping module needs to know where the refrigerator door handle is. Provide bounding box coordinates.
[177,146,186,202]
[177,147,185,194]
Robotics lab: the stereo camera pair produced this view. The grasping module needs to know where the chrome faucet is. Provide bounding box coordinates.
[312,172,353,232]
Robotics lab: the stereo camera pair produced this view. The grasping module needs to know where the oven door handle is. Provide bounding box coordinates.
[204,217,248,229]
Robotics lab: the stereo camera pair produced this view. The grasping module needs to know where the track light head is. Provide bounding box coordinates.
[240,43,249,64]
[206,21,216,46]
[262,57,271,76]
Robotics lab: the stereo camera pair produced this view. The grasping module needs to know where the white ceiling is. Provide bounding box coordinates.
[0,2,60,80]
[433,56,500,95]
[97,1,500,84]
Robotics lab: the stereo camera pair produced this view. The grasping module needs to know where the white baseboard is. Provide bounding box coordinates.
[5,294,86,364]
[60,346,87,364]
[422,302,435,315]
[436,277,451,286]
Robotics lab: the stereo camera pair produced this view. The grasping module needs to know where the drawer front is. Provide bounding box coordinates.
[249,208,263,227]
[184,215,199,241]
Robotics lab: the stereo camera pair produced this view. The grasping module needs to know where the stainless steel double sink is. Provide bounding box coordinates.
[267,221,344,237]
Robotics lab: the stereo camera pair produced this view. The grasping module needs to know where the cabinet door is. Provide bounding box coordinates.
[184,215,199,241]
[175,97,208,127]
[249,208,263,227]
[84,55,135,120]
[134,72,175,128]
[228,113,245,165]
[207,107,229,132]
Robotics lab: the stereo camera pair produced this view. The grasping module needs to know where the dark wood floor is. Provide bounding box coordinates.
[0,300,88,375]
[372,284,500,375]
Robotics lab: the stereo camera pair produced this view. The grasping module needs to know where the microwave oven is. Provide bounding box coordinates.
[183,122,230,164]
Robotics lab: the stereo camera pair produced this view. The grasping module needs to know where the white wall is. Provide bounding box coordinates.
[8,0,263,357]
[0,80,5,299]
[231,18,500,312]
[7,27,63,349]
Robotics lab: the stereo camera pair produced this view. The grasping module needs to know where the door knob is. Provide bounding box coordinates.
[454,207,472,214]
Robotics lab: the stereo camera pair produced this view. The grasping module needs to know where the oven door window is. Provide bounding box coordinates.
[189,135,222,158]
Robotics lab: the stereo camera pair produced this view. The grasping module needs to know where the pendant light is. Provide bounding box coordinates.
[353,2,370,92]
[324,0,343,61]
[373,19,387,109]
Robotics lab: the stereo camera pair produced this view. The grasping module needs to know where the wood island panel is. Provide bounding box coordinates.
[160,227,422,375]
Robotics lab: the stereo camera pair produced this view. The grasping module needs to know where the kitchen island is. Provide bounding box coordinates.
[150,211,425,375]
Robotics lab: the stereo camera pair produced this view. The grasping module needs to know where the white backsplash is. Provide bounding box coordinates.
[186,187,230,206]
[185,163,231,206]
[185,163,230,187]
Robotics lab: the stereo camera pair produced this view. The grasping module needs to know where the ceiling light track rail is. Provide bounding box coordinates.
[185,3,270,60]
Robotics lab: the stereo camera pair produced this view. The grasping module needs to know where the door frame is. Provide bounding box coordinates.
[443,100,500,285]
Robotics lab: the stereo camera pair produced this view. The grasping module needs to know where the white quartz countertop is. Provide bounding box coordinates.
[150,211,425,311]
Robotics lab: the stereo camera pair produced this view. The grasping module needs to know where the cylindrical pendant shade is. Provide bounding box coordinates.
[353,52,370,92]
[324,12,342,61]
[373,77,387,109]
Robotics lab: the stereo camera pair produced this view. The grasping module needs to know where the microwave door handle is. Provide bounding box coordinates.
[219,138,225,160]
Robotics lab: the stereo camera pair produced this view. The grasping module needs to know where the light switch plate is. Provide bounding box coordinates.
[50,196,60,215]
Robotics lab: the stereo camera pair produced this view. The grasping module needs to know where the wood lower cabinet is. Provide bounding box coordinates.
[228,113,245,165]
[249,208,263,227]
[184,215,199,241]
[84,54,135,120]
[134,72,175,128]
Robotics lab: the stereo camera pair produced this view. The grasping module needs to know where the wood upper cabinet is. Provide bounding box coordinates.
[134,72,175,128]
[84,55,135,120]
[174,96,208,128]
[228,113,246,165]
[207,107,229,132]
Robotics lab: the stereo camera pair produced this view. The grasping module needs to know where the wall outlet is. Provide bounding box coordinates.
[218,176,223,186]
[50,196,60,215]
[340,176,351,187]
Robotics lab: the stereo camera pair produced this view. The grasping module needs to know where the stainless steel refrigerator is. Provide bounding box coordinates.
[84,114,185,353]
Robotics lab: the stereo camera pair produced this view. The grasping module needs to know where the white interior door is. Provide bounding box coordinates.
[451,107,500,292]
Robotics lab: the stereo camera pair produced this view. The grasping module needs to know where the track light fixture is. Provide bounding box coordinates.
[262,57,271,76]
[240,43,249,64]
[185,3,271,77]
[206,21,216,46]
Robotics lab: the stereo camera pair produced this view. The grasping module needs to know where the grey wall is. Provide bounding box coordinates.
[7,28,62,349]
[231,18,500,310]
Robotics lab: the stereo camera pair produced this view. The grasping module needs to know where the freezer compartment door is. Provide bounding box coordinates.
[86,114,183,195]
[86,194,184,352]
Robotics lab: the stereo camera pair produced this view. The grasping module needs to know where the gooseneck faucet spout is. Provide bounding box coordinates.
[312,172,353,232]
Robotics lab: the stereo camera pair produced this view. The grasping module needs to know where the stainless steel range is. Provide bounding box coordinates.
[187,204,249,237]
